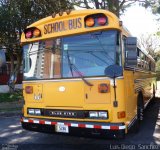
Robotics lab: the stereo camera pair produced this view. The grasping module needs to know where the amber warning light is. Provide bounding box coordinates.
[85,13,108,28]
[25,27,41,39]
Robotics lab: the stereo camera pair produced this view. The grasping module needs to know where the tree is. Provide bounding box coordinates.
[144,0,160,14]
[139,33,160,71]
[139,33,160,58]
[0,0,72,91]
[70,0,156,17]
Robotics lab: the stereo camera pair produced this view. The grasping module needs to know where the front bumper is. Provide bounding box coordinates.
[21,117,126,138]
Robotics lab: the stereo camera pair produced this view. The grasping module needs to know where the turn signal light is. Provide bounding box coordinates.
[25,86,33,94]
[117,111,126,119]
[98,83,109,93]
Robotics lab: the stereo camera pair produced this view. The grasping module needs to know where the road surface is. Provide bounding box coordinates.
[0,98,159,150]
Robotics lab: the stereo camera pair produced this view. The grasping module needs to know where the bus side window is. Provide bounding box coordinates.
[122,36,126,63]
[143,55,147,70]
[146,57,149,70]
[151,61,155,72]
[137,48,141,68]
[140,52,144,68]
[149,60,151,71]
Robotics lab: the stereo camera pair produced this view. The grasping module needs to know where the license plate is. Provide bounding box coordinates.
[55,124,69,133]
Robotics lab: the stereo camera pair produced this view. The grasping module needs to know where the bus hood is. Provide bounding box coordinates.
[23,79,111,108]
[45,79,111,108]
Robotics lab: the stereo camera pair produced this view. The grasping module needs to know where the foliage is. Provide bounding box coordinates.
[0,92,23,103]
[144,0,160,14]
[139,33,160,58]
[0,0,72,79]
[138,33,160,71]
[0,0,159,79]
[155,50,160,71]
[69,0,156,17]
[156,60,160,71]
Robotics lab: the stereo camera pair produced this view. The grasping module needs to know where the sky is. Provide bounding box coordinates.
[76,3,159,37]
[121,4,159,37]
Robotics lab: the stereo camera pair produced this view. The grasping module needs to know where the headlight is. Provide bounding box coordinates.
[89,111,98,118]
[98,112,107,118]
[28,109,35,115]
[28,108,41,115]
[89,111,108,119]
[35,109,41,115]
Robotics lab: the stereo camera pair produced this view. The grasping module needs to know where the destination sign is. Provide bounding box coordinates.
[44,17,82,34]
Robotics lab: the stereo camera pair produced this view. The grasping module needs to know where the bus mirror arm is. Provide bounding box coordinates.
[104,65,123,107]
[113,77,118,107]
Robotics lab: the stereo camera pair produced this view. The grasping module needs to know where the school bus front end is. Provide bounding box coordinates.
[22,78,126,138]
[21,9,126,138]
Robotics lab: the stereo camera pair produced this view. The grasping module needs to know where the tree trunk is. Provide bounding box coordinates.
[9,51,15,93]
[94,0,100,9]
[107,0,120,17]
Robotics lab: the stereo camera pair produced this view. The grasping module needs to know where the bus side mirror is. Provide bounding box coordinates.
[0,50,6,68]
[125,37,137,67]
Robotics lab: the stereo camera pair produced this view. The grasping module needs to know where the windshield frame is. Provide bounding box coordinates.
[23,29,122,80]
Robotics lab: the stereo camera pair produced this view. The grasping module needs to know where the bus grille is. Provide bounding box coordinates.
[44,109,86,119]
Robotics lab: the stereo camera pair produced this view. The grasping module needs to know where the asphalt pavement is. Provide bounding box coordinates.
[0,98,159,150]
[0,83,160,150]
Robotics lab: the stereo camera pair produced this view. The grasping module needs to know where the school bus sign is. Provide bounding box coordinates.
[44,18,82,34]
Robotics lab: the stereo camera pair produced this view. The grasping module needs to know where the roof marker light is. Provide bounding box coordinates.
[66,9,71,15]
[52,12,56,18]
[119,21,123,26]
[59,11,63,16]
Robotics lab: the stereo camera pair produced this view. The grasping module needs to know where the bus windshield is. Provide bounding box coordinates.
[23,30,121,80]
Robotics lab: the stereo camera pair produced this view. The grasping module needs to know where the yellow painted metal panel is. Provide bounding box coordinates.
[43,81,85,107]
[21,9,120,44]
[84,80,111,104]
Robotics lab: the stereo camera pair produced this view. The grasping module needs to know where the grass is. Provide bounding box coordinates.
[0,107,21,112]
[0,92,23,103]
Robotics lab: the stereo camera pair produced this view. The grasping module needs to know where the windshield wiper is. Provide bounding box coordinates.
[71,63,93,86]
[66,51,93,87]
[66,50,74,77]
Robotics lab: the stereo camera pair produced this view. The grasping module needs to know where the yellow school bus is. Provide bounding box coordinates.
[21,9,156,138]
